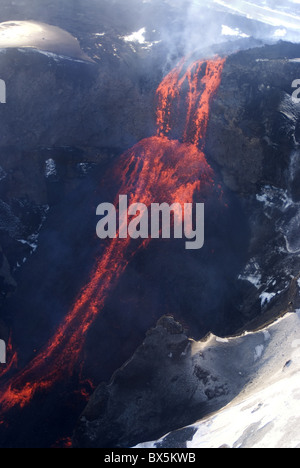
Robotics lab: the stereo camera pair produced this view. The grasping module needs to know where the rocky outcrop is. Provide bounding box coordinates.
[73,316,245,448]
[0,47,157,151]
[74,309,292,448]
[206,42,300,194]
[0,0,299,448]
[73,42,300,449]
[134,310,300,449]
[0,26,162,308]
[205,42,300,331]
[0,13,164,304]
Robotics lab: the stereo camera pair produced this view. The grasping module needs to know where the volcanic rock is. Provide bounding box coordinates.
[135,310,300,449]
[0,24,160,305]
[73,42,300,449]
[72,316,246,448]
[206,41,300,194]
[0,1,300,448]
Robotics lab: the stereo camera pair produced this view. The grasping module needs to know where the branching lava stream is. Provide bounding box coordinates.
[0,57,225,426]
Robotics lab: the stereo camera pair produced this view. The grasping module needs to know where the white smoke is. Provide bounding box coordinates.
[160,0,300,61]
[212,0,300,30]
[209,0,300,42]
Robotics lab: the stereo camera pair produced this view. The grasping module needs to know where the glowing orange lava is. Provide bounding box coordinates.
[156,58,225,146]
[0,57,225,415]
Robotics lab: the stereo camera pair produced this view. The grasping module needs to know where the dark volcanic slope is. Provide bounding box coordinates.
[73,42,300,448]
[206,42,300,330]
[0,0,300,450]
[73,316,241,449]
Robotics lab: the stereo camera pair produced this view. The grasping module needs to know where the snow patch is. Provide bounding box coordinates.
[18,233,39,253]
[238,259,262,289]
[221,25,250,38]
[121,28,161,51]
[256,186,293,211]
[260,292,276,307]
[135,310,300,449]
[45,158,57,178]
[123,28,147,44]
[274,28,287,37]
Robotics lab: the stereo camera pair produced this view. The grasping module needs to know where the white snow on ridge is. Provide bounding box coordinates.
[221,25,250,38]
[185,370,300,449]
[135,310,300,449]
[14,47,91,63]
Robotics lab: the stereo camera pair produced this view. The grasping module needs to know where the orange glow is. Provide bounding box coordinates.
[52,437,72,448]
[156,58,225,147]
[0,56,225,416]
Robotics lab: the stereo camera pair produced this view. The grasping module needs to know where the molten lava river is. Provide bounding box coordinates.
[0,57,226,447]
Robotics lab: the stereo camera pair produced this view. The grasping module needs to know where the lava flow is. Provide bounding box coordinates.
[0,57,225,418]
